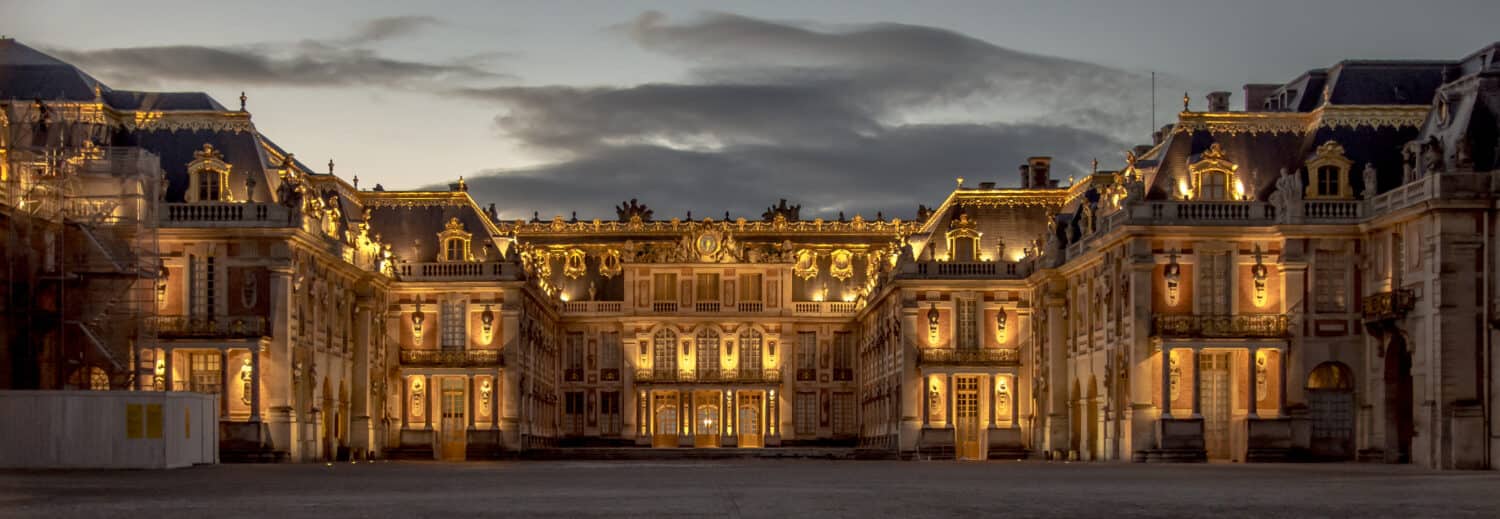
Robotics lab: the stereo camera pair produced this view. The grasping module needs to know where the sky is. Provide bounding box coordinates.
[5,0,1497,219]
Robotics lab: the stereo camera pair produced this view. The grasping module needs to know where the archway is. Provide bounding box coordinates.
[1305,361,1355,460]
[1382,335,1413,463]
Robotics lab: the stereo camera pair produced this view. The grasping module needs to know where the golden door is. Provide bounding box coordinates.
[439,385,466,461]
[738,392,764,448]
[955,377,981,460]
[693,392,721,448]
[652,392,679,448]
[1200,353,1231,460]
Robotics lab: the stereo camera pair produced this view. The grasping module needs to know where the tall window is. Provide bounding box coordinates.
[695,329,720,378]
[797,332,817,381]
[198,171,222,201]
[952,236,977,261]
[565,332,584,381]
[599,332,620,380]
[795,392,818,436]
[956,299,978,350]
[189,255,216,318]
[445,239,464,262]
[653,273,678,302]
[1316,166,1340,197]
[441,300,466,349]
[653,328,677,377]
[563,391,584,435]
[833,332,853,381]
[695,273,720,302]
[1200,171,1228,200]
[600,391,622,436]
[1314,251,1348,312]
[188,353,221,394]
[832,392,855,435]
[738,273,763,302]
[739,329,763,377]
[1198,252,1230,315]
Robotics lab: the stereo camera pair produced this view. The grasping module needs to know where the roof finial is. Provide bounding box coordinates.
[352,174,359,190]
[328,158,334,175]
[239,92,247,112]
[1091,157,1098,173]
[956,177,965,188]
[1182,91,1190,112]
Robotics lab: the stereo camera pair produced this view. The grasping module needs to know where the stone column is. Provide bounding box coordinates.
[349,299,372,456]
[1009,375,1018,426]
[220,349,230,417]
[163,347,175,392]
[424,374,433,430]
[491,371,500,429]
[468,373,477,430]
[1277,348,1287,418]
[1191,348,1202,418]
[400,375,410,429]
[1160,347,1172,419]
[500,302,521,449]
[250,342,262,422]
[921,375,931,428]
[946,373,955,429]
[1044,290,1069,454]
[1247,348,1259,419]
[266,266,295,456]
[989,374,998,428]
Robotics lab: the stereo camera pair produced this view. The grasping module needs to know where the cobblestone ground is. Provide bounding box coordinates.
[2,460,1498,518]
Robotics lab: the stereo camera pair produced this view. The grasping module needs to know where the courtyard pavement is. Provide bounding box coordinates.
[2,460,1498,518]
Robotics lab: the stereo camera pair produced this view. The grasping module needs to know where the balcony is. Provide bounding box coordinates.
[918,347,1020,367]
[161,202,292,228]
[902,260,1027,279]
[399,349,502,367]
[1151,314,1290,339]
[1362,289,1415,322]
[791,301,858,316]
[152,315,269,339]
[1368,172,1494,216]
[632,367,782,384]
[397,261,519,281]
[561,301,624,314]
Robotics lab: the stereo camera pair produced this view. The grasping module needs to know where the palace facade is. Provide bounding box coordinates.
[3,38,1498,469]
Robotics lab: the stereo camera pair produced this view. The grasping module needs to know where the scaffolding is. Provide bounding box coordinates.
[2,99,162,390]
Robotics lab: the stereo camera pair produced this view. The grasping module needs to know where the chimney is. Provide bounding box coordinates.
[1206,91,1231,112]
[1152,130,1164,145]
[979,181,996,189]
[1019,164,1032,189]
[1028,157,1052,188]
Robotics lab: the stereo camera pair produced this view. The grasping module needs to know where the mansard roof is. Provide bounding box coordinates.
[363,191,504,263]
[0,38,103,101]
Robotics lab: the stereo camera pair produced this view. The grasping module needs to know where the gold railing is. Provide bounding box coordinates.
[1362,289,1415,321]
[633,367,782,384]
[151,315,269,339]
[918,348,1020,366]
[1151,314,1290,338]
[399,349,502,367]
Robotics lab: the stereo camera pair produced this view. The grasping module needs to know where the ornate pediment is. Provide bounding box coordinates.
[615,198,653,223]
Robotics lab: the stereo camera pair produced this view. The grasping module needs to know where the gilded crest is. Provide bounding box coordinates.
[829,249,854,281]
[793,249,819,280]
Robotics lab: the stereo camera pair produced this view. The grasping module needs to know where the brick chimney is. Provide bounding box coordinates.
[1028,157,1052,188]
[1019,164,1032,189]
[1206,91,1231,112]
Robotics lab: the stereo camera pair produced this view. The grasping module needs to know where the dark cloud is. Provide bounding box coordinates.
[50,16,505,88]
[447,12,1148,218]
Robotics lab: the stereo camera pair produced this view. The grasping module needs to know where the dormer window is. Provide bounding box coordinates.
[1304,141,1354,200]
[945,211,981,261]
[186,143,232,202]
[436,217,472,262]
[1186,143,1244,201]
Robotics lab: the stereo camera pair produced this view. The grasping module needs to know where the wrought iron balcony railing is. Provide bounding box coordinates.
[633,367,782,384]
[1362,289,1415,322]
[152,315,269,339]
[399,349,502,367]
[918,348,1021,366]
[1151,314,1290,339]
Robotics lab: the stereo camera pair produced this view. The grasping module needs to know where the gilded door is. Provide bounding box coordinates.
[955,377,981,460]
[1200,353,1231,460]
[439,382,466,461]
[652,392,679,448]
[738,392,764,448]
[694,392,721,448]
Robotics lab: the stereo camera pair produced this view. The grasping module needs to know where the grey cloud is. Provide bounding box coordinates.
[50,16,504,89]
[443,122,1125,221]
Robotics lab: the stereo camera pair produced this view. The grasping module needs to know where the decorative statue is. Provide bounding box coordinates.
[1401,140,1420,182]
[1421,136,1444,175]
[1362,163,1378,199]
[239,358,254,406]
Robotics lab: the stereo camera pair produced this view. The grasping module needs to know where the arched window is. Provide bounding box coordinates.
[186,143,233,202]
[695,329,720,379]
[436,217,472,262]
[1187,143,1242,201]
[945,211,980,261]
[1306,362,1354,390]
[1304,141,1354,200]
[653,328,677,378]
[446,239,463,262]
[739,329,763,377]
[199,170,223,201]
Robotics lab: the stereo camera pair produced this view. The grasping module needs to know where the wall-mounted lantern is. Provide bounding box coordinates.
[480,304,495,340]
[995,309,1008,343]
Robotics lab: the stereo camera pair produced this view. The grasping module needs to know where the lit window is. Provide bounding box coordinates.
[797,332,817,381]
[441,300,467,349]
